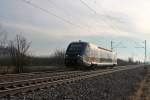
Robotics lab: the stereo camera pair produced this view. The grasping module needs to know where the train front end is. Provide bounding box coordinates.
[65,42,87,68]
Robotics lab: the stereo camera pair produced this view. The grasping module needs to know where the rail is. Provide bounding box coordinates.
[0,65,145,97]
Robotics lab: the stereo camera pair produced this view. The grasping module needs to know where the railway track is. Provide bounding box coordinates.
[0,68,75,82]
[0,65,144,97]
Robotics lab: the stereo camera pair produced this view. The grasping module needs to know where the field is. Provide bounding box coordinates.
[0,66,65,74]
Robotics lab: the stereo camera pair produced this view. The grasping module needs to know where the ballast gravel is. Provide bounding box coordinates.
[0,66,147,100]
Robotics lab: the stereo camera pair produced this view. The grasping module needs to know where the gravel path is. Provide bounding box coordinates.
[132,67,150,100]
[0,66,147,100]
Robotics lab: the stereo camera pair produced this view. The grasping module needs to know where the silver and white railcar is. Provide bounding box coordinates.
[65,41,117,69]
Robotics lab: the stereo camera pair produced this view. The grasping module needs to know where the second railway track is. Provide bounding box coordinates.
[0,68,77,82]
[0,65,144,97]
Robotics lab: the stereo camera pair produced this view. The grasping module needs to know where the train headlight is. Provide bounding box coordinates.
[65,55,68,57]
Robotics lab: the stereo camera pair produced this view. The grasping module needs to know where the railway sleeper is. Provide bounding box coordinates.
[0,71,101,91]
[24,83,30,86]
[48,79,52,82]
[7,85,17,89]
[0,77,89,96]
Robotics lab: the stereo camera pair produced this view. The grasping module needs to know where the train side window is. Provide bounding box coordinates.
[85,46,90,56]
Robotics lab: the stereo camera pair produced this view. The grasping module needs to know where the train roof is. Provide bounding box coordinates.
[98,46,112,52]
[89,43,112,52]
[71,41,112,52]
[70,41,88,44]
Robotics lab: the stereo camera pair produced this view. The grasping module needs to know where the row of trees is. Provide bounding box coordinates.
[0,26,65,73]
[9,35,30,73]
[0,25,139,74]
[28,49,65,66]
[0,32,30,73]
[0,25,7,47]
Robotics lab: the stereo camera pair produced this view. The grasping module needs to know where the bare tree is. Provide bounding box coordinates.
[53,49,65,58]
[0,24,9,74]
[8,34,30,73]
[0,24,7,47]
[51,49,65,66]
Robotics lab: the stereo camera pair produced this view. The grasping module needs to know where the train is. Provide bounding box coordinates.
[64,41,117,69]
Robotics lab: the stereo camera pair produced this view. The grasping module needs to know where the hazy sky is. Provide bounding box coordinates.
[0,0,150,61]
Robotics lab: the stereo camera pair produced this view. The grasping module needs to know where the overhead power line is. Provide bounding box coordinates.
[78,0,108,29]
[21,0,78,26]
[20,0,93,33]
[134,40,147,63]
[79,0,97,14]
[79,0,121,33]
[110,40,126,51]
[47,0,92,30]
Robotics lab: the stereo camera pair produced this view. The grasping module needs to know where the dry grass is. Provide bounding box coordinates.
[0,66,16,74]
[131,67,150,100]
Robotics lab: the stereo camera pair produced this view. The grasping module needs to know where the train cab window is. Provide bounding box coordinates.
[85,45,90,56]
[68,44,82,51]
[66,43,87,56]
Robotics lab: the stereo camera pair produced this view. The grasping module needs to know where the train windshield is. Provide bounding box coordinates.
[66,43,86,55]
